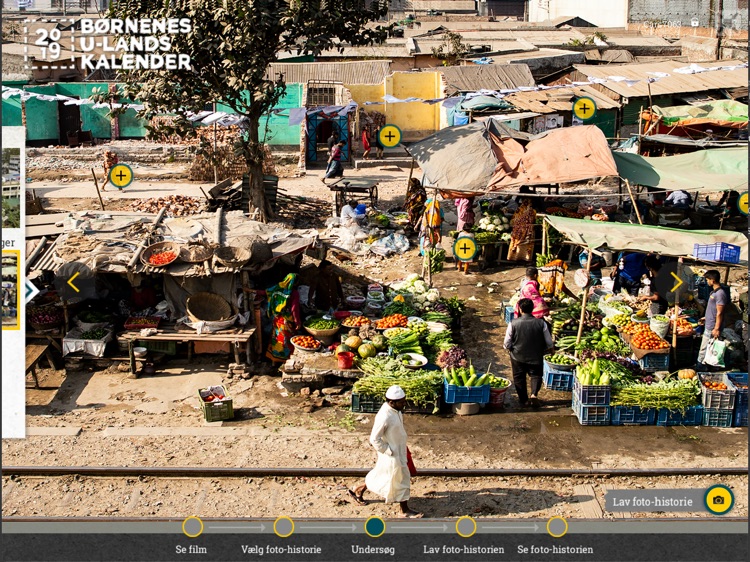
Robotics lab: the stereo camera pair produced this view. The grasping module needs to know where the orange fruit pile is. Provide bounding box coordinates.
[375,314,408,329]
[631,328,669,350]
[291,335,321,349]
[342,315,370,327]
[703,381,728,390]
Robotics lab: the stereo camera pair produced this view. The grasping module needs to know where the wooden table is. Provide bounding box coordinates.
[118,326,256,376]
[328,178,379,216]
[26,343,58,388]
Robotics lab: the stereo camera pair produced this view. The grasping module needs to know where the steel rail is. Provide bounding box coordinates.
[3,466,748,477]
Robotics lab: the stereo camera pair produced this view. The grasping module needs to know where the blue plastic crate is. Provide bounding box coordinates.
[657,405,704,427]
[702,408,734,428]
[611,405,657,426]
[638,353,670,372]
[572,395,610,426]
[504,306,515,324]
[733,408,748,427]
[443,380,490,405]
[693,242,741,264]
[573,378,611,405]
[543,362,575,391]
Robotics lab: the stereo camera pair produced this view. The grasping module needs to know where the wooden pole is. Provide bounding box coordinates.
[542,219,548,257]
[574,247,593,355]
[212,101,219,185]
[625,179,643,225]
[638,105,643,137]
[406,158,416,187]
[671,260,682,360]
[91,168,105,211]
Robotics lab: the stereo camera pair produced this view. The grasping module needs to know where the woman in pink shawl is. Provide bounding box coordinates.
[515,267,549,319]
[455,197,475,232]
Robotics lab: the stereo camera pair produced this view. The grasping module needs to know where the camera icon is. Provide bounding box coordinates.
[712,496,725,505]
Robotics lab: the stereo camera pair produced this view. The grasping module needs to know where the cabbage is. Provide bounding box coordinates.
[493,217,501,225]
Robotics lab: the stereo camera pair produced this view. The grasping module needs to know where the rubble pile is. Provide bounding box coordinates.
[130,195,206,217]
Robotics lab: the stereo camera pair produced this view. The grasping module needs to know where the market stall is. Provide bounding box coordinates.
[280,274,511,415]
[25,209,318,375]
[535,215,748,428]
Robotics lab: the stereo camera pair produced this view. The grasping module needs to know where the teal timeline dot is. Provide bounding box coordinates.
[365,517,386,538]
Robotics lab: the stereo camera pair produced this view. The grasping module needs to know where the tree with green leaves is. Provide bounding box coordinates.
[111,0,390,222]
[431,31,468,66]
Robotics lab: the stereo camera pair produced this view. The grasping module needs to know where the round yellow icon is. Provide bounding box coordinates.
[182,516,204,538]
[455,516,477,538]
[378,124,402,148]
[737,191,748,216]
[453,237,478,261]
[273,515,295,538]
[572,97,597,121]
[109,163,134,189]
[704,485,734,515]
[546,516,568,538]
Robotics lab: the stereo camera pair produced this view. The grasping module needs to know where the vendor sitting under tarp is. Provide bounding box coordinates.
[308,260,344,312]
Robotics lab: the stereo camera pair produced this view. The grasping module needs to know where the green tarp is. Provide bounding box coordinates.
[545,216,748,263]
[652,100,748,127]
[613,148,748,192]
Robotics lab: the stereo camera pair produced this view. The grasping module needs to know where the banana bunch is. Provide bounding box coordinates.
[552,318,575,338]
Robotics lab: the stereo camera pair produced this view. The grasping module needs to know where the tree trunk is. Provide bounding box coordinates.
[245,115,274,223]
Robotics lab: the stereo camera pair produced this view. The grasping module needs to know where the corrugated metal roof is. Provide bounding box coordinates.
[574,60,748,99]
[504,85,620,113]
[266,61,392,85]
[440,64,535,94]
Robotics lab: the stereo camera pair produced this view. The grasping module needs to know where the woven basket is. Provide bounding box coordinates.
[215,246,251,268]
[180,244,214,263]
[141,241,181,268]
[304,326,340,338]
[186,292,232,323]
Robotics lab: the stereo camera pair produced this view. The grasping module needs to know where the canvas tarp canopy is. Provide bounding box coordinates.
[407,120,618,196]
[643,100,748,129]
[545,215,749,263]
[613,148,748,192]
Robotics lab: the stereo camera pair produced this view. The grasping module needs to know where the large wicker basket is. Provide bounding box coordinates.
[186,292,233,323]
[214,246,251,268]
[180,243,214,263]
[303,326,341,338]
[141,241,181,268]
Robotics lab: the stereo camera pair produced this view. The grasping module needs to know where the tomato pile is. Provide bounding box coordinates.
[148,251,177,266]
[342,315,370,328]
[375,314,408,329]
[703,380,728,390]
[631,328,669,350]
[669,318,695,336]
[621,321,651,336]
[291,335,321,350]
[203,392,225,402]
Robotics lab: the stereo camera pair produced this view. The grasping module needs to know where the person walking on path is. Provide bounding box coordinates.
[504,298,554,408]
[361,128,371,159]
[454,197,475,232]
[349,385,423,518]
[374,126,384,159]
[322,140,346,183]
[697,269,729,369]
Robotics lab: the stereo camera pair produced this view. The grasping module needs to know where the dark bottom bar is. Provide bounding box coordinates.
[1,534,747,562]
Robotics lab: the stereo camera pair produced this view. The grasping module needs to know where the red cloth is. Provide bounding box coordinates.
[515,280,549,319]
[362,130,370,151]
[406,447,417,477]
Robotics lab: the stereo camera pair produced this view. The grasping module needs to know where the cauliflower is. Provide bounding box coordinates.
[413,280,428,294]
[405,273,420,284]
[493,217,501,226]
[426,290,439,302]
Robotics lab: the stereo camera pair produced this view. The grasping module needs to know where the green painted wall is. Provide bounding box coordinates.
[589,109,617,139]
[2,82,301,144]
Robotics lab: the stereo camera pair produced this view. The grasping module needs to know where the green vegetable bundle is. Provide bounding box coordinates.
[383,301,417,317]
[422,311,452,324]
[354,357,442,413]
[576,358,610,386]
[387,329,423,354]
[443,364,492,387]
[610,379,701,410]
[80,328,108,340]
[425,330,454,351]
[474,231,498,245]
[425,248,445,274]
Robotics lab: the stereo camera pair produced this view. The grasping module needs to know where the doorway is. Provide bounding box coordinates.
[58,99,81,145]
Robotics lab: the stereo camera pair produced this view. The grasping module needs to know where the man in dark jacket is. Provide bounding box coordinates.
[504,298,554,408]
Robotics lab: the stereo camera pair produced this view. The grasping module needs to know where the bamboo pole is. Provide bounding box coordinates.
[91,168,105,211]
[625,179,643,225]
[574,248,593,356]
[671,260,682,360]
[542,219,548,257]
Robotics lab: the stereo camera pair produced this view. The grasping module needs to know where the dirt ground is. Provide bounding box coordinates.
[4,149,748,519]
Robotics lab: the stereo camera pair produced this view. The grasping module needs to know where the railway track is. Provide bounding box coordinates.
[3,466,747,520]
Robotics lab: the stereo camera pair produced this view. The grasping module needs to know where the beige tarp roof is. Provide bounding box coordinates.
[487,125,618,190]
[545,215,749,263]
[407,121,617,194]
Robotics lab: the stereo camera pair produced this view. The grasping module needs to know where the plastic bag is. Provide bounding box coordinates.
[704,338,727,367]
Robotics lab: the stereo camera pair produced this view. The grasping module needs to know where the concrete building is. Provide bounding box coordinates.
[528,0,629,28]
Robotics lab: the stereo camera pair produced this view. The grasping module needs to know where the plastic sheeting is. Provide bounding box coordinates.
[544,216,749,263]
[613,148,749,192]
[645,100,748,128]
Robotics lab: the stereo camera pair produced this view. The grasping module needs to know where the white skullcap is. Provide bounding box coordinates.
[385,385,406,400]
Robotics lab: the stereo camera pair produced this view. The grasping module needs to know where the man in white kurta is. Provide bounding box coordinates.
[349,385,423,517]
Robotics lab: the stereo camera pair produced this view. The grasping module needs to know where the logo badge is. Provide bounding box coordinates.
[453,237,478,262]
[108,163,134,189]
[378,124,402,148]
